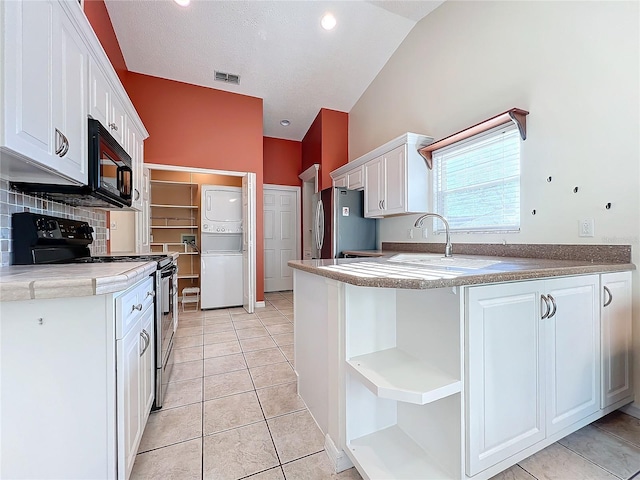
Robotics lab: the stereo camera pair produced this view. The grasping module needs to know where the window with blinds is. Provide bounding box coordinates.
[433,123,520,233]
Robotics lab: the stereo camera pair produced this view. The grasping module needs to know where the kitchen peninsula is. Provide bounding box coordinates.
[289,244,634,480]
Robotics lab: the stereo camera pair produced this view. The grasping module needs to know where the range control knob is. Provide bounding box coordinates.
[77,224,94,238]
[203,224,208,230]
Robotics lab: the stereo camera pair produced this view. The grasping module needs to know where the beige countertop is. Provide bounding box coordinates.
[288,252,635,290]
[0,261,159,302]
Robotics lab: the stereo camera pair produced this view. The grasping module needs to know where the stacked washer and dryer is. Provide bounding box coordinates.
[200,185,243,309]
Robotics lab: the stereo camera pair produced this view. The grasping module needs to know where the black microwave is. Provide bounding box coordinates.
[10,119,133,209]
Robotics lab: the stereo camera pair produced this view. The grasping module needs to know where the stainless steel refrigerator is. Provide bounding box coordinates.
[311,187,377,259]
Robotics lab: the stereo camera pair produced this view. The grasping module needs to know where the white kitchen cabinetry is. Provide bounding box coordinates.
[466,275,599,476]
[116,277,155,480]
[334,175,348,188]
[294,267,632,480]
[0,274,155,480]
[601,271,633,407]
[0,0,148,198]
[346,166,364,190]
[363,143,429,218]
[1,0,88,185]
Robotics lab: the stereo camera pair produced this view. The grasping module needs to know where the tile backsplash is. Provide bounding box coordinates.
[0,178,107,266]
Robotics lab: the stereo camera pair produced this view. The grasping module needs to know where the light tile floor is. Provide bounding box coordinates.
[132,291,362,480]
[132,291,640,480]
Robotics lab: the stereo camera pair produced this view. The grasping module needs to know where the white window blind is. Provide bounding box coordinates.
[433,123,520,233]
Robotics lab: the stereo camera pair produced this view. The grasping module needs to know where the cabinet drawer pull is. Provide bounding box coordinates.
[547,294,557,318]
[131,303,143,312]
[146,291,155,298]
[603,286,613,307]
[541,294,551,319]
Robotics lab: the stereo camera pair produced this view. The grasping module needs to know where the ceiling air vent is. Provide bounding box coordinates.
[214,71,240,85]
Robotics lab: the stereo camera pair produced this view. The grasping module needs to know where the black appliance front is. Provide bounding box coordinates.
[10,119,133,209]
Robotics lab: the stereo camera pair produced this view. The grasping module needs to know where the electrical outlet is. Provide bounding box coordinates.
[407,228,414,239]
[579,219,595,237]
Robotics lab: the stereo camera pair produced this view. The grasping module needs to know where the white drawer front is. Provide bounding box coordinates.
[116,276,154,339]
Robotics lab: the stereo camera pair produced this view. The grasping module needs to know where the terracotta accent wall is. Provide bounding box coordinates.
[263,137,302,186]
[83,0,128,84]
[301,109,349,190]
[123,72,265,301]
[320,109,349,190]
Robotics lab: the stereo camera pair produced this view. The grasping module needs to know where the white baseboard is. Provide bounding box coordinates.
[324,434,353,473]
[255,301,266,308]
[621,401,640,419]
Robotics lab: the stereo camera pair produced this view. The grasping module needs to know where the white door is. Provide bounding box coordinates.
[264,186,299,292]
[242,173,256,313]
[364,156,384,217]
[383,145,406,214]
[544,275,599,436]
[601,271,633,407]
[466,280,546,476]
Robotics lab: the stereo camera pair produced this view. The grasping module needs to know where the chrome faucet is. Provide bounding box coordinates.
[414,213,453,257]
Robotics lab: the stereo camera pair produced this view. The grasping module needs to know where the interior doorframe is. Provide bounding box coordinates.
[144,163,257,312]
[299,164,320,260]
[263,184,301,292]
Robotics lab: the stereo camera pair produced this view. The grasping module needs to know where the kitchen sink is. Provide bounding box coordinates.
[388,253,502,269]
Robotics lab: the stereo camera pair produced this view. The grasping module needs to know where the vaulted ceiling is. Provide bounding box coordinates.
[105,0,444,141]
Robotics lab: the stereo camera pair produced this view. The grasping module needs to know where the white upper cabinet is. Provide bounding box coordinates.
[1,0,88,185]
[1,0,148,192]
[331,133,433,218]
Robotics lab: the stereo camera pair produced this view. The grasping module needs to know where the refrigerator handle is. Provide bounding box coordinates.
[314,200,321,250]
[318,199,325,250]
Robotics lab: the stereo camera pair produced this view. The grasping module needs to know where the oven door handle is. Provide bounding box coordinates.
[161,265,177,278]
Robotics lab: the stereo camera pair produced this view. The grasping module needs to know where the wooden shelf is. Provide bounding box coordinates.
[346,348,460,405]
[150,180,197,186]
[347,426,452,479]
[151,226,199,229]
[151,204,198,209]
[178,274,199,279]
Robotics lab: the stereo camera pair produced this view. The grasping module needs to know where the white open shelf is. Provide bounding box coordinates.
[347,348,461,405]
[347,426,452,480]
[151,204,198,209]
[151,226,199,229]
[150,180,197,186]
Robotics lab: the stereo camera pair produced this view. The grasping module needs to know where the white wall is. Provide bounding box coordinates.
[109,211,135,253]
[349,2,640,409]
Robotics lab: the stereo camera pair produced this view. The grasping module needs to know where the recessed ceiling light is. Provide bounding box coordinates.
[321,13,336,31]
[280,120,291,126]
[174,0,190,7]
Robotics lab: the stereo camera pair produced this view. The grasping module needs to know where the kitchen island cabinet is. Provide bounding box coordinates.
[0,273,156,480]
[291,254,634,480]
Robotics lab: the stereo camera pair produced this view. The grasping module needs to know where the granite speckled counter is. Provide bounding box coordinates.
[289,244,635,290]
[0,260,159,302]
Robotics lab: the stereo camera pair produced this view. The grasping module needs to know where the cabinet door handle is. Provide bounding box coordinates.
[54,129,64,155]
[541,294,551,319]
[603,286,613,307]
[547,294,557,318]
[60,134,69,157]
[139,331,148,356]
[131,303,143,312]
[109,122,118,132]
[378,200,382,209]
[134,189,140,201]
[382,199,385,210]
[146,290,155,298]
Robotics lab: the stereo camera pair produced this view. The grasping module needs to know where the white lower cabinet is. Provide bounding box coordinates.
[294,270,633,480]
[0,275,155,480]
[601,271,633,407]
[116,277,155,480]
[466,275,600,476]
